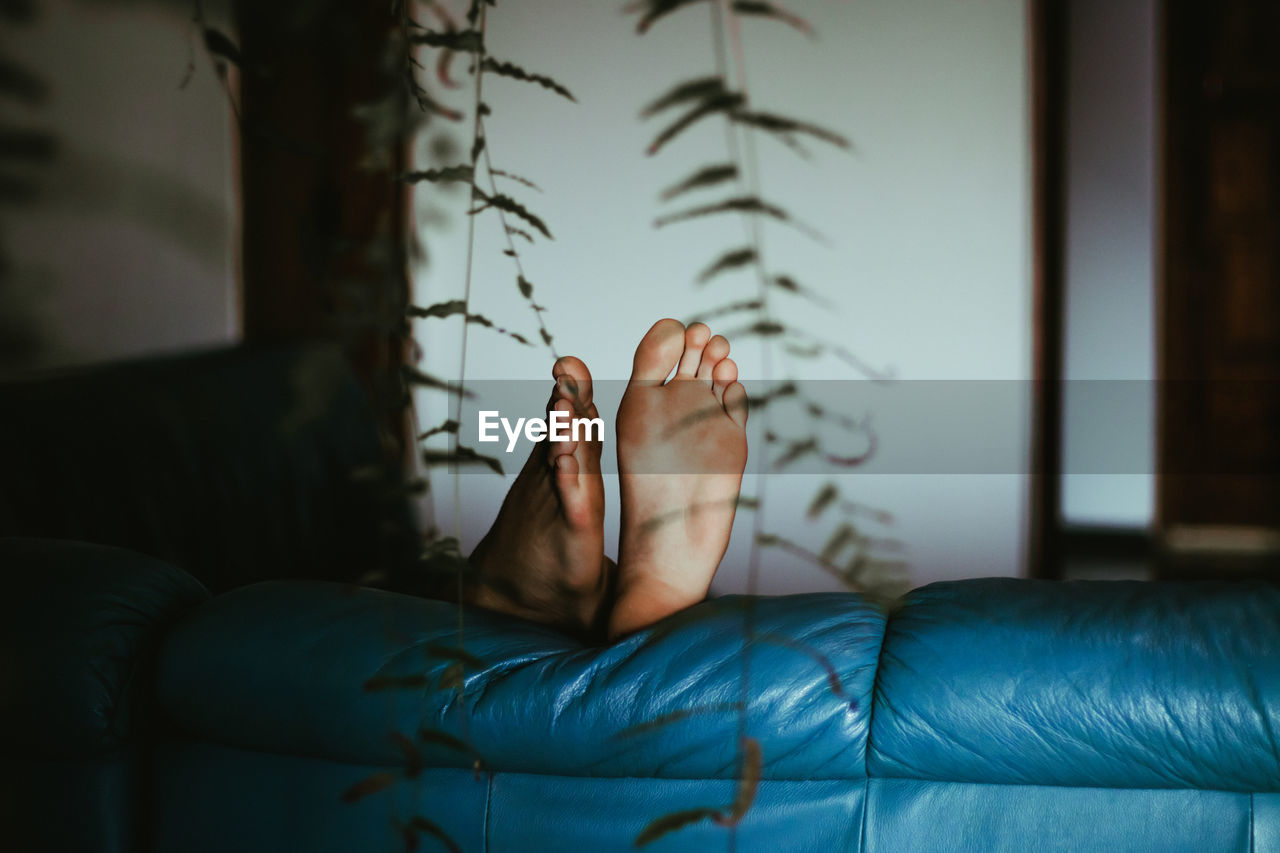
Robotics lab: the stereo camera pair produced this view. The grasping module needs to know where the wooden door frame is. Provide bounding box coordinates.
[1028,0,1068,579]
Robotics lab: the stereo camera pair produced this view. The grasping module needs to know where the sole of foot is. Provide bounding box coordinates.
[467,355,613,638]
[610,318,748,639]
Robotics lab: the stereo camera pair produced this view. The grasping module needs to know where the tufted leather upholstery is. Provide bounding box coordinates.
[149,576,1280,853]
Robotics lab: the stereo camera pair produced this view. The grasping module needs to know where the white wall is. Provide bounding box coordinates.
[1,0,238,372]
[1060,0,1157,529]
[414,0,1034,592]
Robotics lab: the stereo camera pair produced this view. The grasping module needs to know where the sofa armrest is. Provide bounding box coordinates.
[157,580,886,781]
[0,538,209,758]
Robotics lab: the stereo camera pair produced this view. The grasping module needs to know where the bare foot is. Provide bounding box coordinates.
[467,356,613,638]
[610,319,748,639]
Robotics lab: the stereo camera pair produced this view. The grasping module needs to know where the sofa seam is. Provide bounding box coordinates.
[483,769,494,853]
[859,608,892,853]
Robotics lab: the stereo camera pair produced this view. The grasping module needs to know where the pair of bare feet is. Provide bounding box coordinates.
[467,318,749,642]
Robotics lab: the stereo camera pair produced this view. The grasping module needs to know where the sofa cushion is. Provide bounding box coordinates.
[863,778,1250,853]
[869,578,1280,791]
[156,581,885,781]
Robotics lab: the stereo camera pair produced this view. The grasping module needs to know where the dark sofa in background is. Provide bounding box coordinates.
[3,344,1279,852]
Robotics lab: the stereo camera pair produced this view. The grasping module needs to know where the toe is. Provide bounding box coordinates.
[630,318,686,385]
[676,322,711,378]
[553,453,592,527]
[722,381,748,428]
[711,356,738,399]
[696,334,730,383]
[552,355,593,407]
[548,398,578,462]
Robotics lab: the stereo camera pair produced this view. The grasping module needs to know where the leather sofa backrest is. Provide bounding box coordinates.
[0,343,416,592]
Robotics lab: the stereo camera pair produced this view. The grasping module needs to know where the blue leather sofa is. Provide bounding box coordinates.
[4,345,1279,852]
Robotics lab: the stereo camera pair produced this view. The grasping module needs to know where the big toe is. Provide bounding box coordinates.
[552,355,593,409]
[630,318,686,385]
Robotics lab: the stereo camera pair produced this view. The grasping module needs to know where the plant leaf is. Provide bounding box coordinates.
[408,299,468,318]
[472,192,553,239]
[341,771,397,803]
[421,446,504,475]
[758,631,854,701]
[725,737,762,822]
[686,299,763,325]
[397,164,474,184]
[731,110,851,150]
[491,168,542,191]
[641,75,726,117]
[481,57,576,102]
[631,0,709,34]
[417,420,460,440]
[697,247,757,283]
[647,93,745,155]
[807,483,839,519]
[425,643,487,669]
[202,28,242,68]
[506,224,535,243]
[517,276,534,298]
[438,662,465,690]
[410,28,484,52]
[732,1,813,36]
[654,196,789,229]
[408,302,533,346]
[661,163,738,201]
[774,436,820,468]
[405,817,462,853]
[820,523,860,564]
[402,366,474,397]
[391,731,425,777]
[419,727,483,763]
[635,808,722,847]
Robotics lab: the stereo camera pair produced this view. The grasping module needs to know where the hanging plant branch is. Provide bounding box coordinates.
[631,0,898,843]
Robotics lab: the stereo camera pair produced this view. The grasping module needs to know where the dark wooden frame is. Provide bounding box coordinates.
[1028,0,1068,579]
